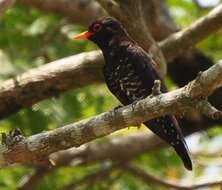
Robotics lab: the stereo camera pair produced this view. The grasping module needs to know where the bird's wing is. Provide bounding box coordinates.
[127,45,167,93]
[126,46,192,169]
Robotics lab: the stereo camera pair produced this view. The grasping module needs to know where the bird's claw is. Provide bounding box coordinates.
[114,105,122,110]
[113,105,123,114]
[131,100,139,112]
[1,128,25,147]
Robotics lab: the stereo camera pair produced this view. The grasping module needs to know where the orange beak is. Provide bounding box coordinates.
[73,31,94,40]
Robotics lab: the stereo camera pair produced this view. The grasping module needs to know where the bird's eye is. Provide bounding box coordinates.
[93,23,102,32]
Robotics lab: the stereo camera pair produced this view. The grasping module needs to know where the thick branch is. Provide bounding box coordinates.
[0,60,222,166]
[0,51,103,119]
[18,132,162,190]
[50,132,164,167]
[18,115,218,190]
[159,4,222,61]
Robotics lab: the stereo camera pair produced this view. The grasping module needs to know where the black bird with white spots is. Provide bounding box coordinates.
[74,17,192,170]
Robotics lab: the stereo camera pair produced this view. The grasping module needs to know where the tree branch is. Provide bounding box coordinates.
[0,51,104,119]
[125,164,222,190]
[60,164,115,190]
[0,60,222,166]
[17,168,50,190]
[196,99,222,120]
[17,132,163,190]
[159,4,222,61]
[18,118,220,190]
[50,132,164,167]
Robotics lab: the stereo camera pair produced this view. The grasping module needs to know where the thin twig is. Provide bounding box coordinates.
[60,164,115,190]
[125,164,222,190]
[196,100,222,120]
[159,4,222,61]
[17,168,50,190]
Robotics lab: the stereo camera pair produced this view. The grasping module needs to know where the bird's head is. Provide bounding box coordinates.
[73,17,129,49]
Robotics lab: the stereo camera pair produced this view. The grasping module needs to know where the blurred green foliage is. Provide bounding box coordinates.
[0,0,222,189]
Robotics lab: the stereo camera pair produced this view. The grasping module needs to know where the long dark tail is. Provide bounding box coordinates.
[144,115,192,170]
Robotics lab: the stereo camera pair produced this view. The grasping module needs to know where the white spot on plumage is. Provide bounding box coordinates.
[109,51,114,57]
[124,81,138,86]
[122,77,130,81]
[109,39,115,47]
[126,64,132,68]
[116,65,120,71]
[125,87,138,92]
[131,94,137,100]
[126,90,131,96]
[128,72,134,77]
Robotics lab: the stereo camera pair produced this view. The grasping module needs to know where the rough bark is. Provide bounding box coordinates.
[0,51,103,119]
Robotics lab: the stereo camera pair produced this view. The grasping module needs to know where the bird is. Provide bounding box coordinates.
[74,17,192,170]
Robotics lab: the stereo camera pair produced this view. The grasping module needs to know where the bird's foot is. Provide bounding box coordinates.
[113,105,123,114]
[114,105,123,111]
[131,100,139,112]
[1,128,25,147]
